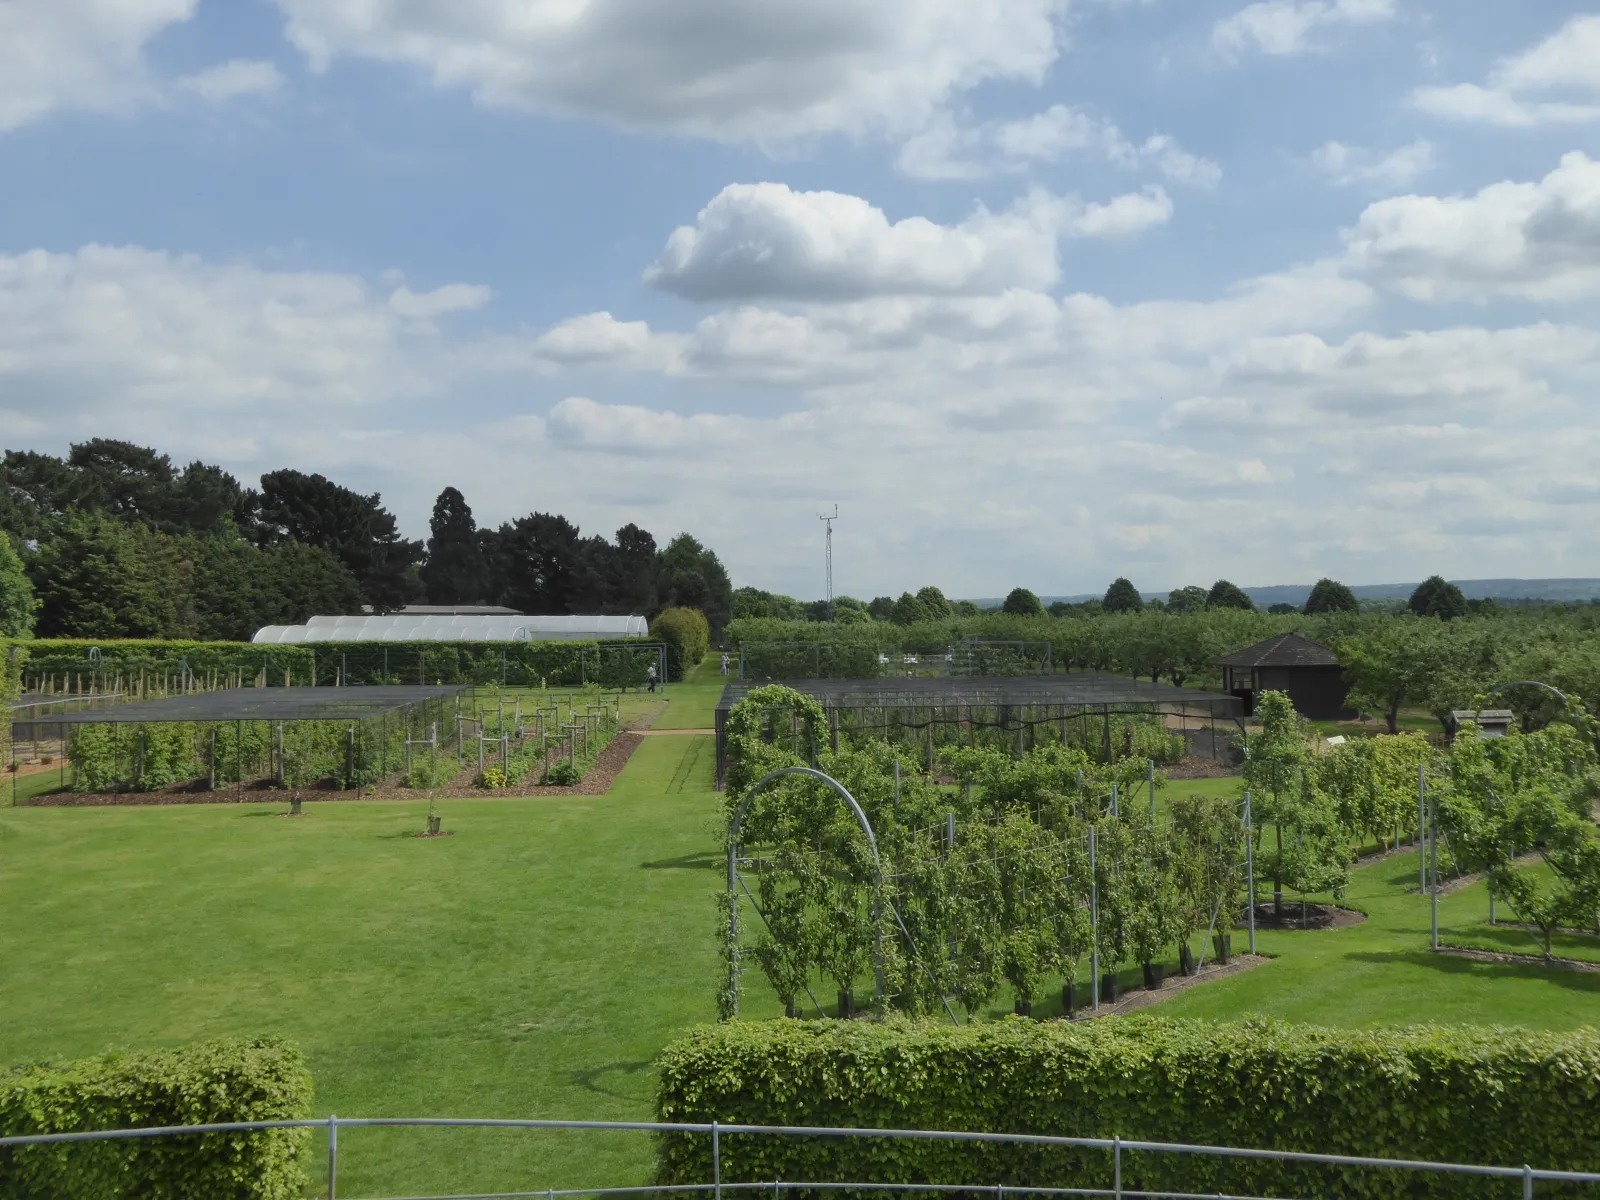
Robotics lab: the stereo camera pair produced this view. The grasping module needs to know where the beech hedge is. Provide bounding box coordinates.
[656,1018,1600,1199]
[0,1036,313,1199]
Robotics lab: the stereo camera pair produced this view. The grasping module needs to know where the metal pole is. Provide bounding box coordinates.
[327,1114,338,1200]
[1525,1164,1534,1200]
[1431,793,1440,951]
[1418,763,1427,892]
[1148,760,1155,817]
[1089,825,1099,1011]
[1114,1135,1122,1200]
[727,835,740,1019]
[1245,791,1256,956]
[893,757,900,821]
[712,1120,722,1200]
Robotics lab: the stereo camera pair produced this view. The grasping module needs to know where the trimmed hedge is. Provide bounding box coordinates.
[651,608,710,681]
[656,1018,1600,1198]
[19,637,652,690]
[0,1036,313,1199]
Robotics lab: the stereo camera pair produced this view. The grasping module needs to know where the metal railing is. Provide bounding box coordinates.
[2,1115,1598,1200]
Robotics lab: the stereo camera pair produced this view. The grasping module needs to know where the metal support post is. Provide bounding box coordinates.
[1418,763,1427,891]
[208,728,217,791]
[1430,794,1440,951]
[712,1121,722,1200]
[1089,825,1100,1011]
[1244,791,1256,956]
[327,1114,338,1200]
[893,757,900,820]
[1114,1135,1122,1200]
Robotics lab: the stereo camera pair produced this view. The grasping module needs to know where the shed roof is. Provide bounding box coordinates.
[1215,632,1341,669]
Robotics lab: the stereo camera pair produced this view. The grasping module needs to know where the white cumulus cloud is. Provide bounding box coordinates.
[388,283,492,319]
[898,104,1221,187]
[643,182,1171,302]
[176,59,284,102]
[274,0,1067,141]
[1412,15,1600,127]
[1311,139,1434,189]
[1342,151,1600,302]
[1212,0,1395,60]
[0,0,195,131]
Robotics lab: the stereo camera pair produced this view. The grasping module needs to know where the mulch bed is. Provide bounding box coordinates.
[1163,757,1239,780]
[1074,954,1271,1019]
[1244,901,1366,930]
[1435,946,1600,973]
[21,732,647,807]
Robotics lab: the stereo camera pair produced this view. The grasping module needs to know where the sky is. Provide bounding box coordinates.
[2,1,1600,601]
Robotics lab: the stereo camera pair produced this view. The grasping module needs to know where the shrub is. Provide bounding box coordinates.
[0,1036,313,1199]
[650,607,710,680]
[475,765,509,789]
[656,1018,1600,1199]
[543,760,580,786]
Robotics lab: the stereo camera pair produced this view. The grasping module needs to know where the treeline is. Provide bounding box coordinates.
[735,574,1493,624]
[0,440,730,641]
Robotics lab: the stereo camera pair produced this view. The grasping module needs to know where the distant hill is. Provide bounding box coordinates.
[967,579,1600,609]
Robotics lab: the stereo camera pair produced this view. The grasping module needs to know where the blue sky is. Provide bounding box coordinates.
[3,0,1600,601]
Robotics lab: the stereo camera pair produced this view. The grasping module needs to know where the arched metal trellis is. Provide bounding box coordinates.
[726,766,955,1022]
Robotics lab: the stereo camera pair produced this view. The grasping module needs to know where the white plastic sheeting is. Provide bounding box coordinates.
[251,614,649,644]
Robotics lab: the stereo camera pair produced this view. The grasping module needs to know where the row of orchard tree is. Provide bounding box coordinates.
[719,685,1600,1020]
[726,604,1600,733]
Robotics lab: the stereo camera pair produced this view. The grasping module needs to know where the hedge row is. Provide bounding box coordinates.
[17,638,657,690]
[0,1036,313,1199]
[656,1018,1600,1199]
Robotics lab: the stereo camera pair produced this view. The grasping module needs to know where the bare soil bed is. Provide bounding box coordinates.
[1244,901,1366,930]
[1076,953,1271,1019]
[23,732,647,807]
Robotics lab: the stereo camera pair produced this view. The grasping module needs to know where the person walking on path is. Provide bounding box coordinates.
[720,652,730,676]
[646,663,658,693]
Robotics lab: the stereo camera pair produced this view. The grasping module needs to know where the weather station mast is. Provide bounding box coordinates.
[819,505,838,623]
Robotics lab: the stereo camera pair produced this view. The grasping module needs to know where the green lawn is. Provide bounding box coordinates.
[0,734,725,1198]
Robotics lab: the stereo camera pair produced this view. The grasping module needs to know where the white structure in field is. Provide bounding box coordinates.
[251,613,649,644]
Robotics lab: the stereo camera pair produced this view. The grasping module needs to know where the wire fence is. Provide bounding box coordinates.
[0,1115,1594,1200]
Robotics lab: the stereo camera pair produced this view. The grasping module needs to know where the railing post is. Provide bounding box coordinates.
[712,1121,722,1200]
[327,1114,338,1200]
[1525,1164,1534,1199]
[1114,1135,1122,1199]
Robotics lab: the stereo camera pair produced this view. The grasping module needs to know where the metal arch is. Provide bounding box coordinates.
[1487,680,1572,707]
[728,766,879,865]
[725,766,887,1021]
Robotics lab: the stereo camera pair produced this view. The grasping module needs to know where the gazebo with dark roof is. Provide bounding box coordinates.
[1215,632,1354,719]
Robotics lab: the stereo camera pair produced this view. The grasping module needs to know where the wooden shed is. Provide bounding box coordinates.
[1216,633,1354,720]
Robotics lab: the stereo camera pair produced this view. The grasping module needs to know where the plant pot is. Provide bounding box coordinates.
[426,814,442,835]
[1142,962,1165,990]
[1014,998,1032,1018]
[1062,981,1077,1017]
[1179,944,1194,976]
[1099,972,1119,1004]
[1213,933,1232,964]
[837,989,855,1019]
